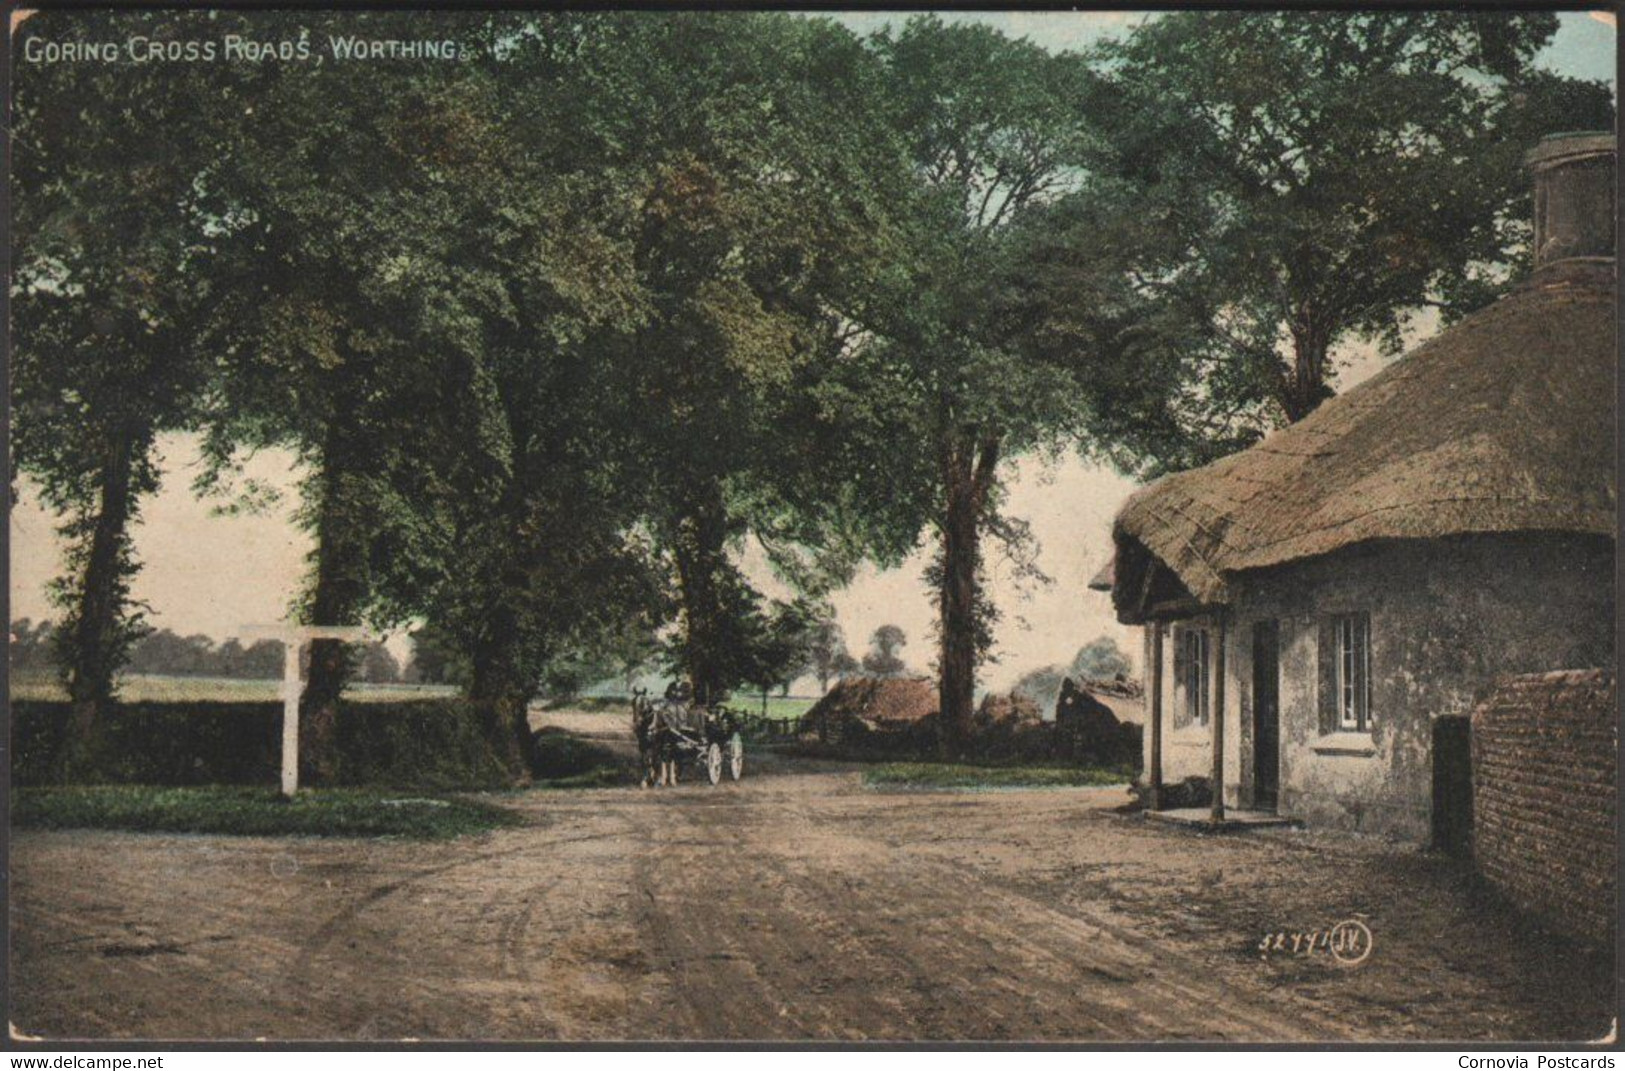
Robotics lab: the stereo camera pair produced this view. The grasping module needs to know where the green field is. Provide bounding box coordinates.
[12,785,520,839]
[9,673,460,704]
[729,695,818,721]
[860,763,1134,791]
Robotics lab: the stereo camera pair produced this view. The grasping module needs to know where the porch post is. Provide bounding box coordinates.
[1149,621,1164,811]
[1210,613,1227,823]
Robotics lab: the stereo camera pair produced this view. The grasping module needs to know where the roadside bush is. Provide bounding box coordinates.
[12,700,281,786]
[12,698,523,789]
[332,700,521,790]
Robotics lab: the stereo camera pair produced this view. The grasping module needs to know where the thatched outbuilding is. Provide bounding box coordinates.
[1098,133,1616,842]
[800,677,936,746]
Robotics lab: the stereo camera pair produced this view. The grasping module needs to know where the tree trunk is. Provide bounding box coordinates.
[56,425,145,779]
[468,629,537,783]
[671,482,731,705]
[936,433,1000,758]
[298,425,366,783]
[1280,314,1333,423]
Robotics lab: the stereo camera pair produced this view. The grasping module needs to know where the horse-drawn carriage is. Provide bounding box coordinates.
[631,686,745,787]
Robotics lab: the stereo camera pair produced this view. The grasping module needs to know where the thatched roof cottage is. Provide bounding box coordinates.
[1096,133,1616,843]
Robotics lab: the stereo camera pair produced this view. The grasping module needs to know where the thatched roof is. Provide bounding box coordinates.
[800,677,937,733]
[1110,269,1616,622]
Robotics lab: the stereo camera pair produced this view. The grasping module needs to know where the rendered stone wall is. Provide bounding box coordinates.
[1137,532,1614,841]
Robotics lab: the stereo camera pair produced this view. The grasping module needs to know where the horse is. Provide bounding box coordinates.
[631,688,663,788]
[632,686,696,787]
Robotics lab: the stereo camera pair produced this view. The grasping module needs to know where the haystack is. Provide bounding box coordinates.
[974,691,1042,726]
[801,677,936,744]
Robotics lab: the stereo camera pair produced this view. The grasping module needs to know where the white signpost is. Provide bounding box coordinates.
[242,624,369,797]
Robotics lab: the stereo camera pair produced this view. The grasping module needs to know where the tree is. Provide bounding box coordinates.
[606,13,919,704]
[357,643,401,685]
[9,619,57,677]
[364,15,674,769]
[195,11,515,775]
[125,630,214,677]
[588,624,665,697]
[861,624,909,679]
[213,639,248,679]
[236,640,285,680]
[804,616,850,694]
[837,17,1096,749]
[741,600,817,705]
[11,11,234,772]
[1070,637,1133,682]
[406,625,467,689]
[1082,11,1615,435]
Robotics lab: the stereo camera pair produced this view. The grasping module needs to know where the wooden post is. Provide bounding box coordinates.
[1149,622,1164,811]
[281,638,301,798]
[245,622,369,800]
[1211,613,1227,824]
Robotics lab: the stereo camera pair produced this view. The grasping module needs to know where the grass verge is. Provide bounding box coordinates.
[12,785,521,839]
[860,762,1135,791]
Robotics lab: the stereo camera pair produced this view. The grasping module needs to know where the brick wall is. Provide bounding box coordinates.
[1471,669,1616,946]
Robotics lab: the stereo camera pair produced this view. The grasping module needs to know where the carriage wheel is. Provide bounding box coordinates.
[727,732,744,781]
[705,742,723,786]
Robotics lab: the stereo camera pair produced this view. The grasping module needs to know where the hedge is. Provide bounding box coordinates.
[11,698,524,789]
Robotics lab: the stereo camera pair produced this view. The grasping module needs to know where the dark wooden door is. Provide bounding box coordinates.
[1432,716,1473,857]
[1252,621,1280,810]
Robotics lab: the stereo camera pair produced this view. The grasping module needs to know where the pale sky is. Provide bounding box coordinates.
[8,11,1615,691]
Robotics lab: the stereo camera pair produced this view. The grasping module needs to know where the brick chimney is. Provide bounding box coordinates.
[1527,132,1615,274]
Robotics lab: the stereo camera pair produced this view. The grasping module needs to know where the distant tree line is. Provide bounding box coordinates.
[10,620,407,684]
[12,9,1608,776]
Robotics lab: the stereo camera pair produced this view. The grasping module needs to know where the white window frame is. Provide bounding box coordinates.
[1332,613,1372,732]
[1183,628,1211,727]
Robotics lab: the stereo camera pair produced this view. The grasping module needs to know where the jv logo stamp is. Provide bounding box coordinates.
[1258,918,1373,967]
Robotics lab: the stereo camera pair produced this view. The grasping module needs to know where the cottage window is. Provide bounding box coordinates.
[1181,628,1211,727]
[1331,613,1372,732]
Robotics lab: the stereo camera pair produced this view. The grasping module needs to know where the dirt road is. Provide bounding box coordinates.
[10,720,1613,1042]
